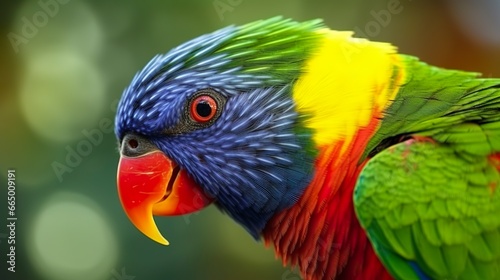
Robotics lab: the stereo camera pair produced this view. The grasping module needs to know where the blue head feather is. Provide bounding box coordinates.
[115,17,321,237]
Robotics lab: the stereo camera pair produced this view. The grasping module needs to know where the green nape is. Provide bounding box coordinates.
[364,55,500,159]
[354,140,500,280]
[215,17,325,84]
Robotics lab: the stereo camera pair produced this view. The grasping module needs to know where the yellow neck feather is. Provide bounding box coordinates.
[292,29,406,153]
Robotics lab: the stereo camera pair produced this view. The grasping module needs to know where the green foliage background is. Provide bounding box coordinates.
[0,0,499,279]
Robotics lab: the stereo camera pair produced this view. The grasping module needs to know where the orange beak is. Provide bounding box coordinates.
[117,151,213,245]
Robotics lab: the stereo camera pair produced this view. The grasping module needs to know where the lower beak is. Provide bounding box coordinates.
[117,151,213,245]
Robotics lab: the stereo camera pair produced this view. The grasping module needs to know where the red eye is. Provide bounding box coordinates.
[190,95,218,123]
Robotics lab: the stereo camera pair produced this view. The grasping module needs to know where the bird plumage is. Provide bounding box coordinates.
[115,17,500,280]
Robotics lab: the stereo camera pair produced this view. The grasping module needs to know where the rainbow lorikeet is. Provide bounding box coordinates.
[115,17,500,280]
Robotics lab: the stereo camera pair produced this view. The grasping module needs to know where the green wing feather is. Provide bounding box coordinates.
[355,141,500,279]
[364,55,500,159]
[355,56,500,279]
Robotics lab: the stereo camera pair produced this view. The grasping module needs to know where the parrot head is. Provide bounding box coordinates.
[115,17,322,244]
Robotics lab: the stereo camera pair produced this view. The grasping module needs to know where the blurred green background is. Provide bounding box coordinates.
[0,0,499,279]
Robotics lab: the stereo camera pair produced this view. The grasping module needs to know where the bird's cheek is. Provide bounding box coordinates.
[117,151,213,246]
[152,167,214,216]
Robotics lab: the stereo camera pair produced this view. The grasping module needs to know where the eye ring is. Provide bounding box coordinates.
[190,95,218,123]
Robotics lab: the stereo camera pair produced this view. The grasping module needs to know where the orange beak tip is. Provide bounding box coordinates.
[118,151,172,245]
[117,150,213,245]
[151,232,169,246]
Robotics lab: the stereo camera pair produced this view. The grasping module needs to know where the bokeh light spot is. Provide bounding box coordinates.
[20,50,106,143]
[13,1,104,59]
[28,192,118,280]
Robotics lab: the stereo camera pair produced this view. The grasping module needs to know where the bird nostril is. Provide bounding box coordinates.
[120,135,154,157]
[128,139,139,149]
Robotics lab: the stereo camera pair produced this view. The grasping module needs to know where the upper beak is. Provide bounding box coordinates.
[117,150,213,245]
